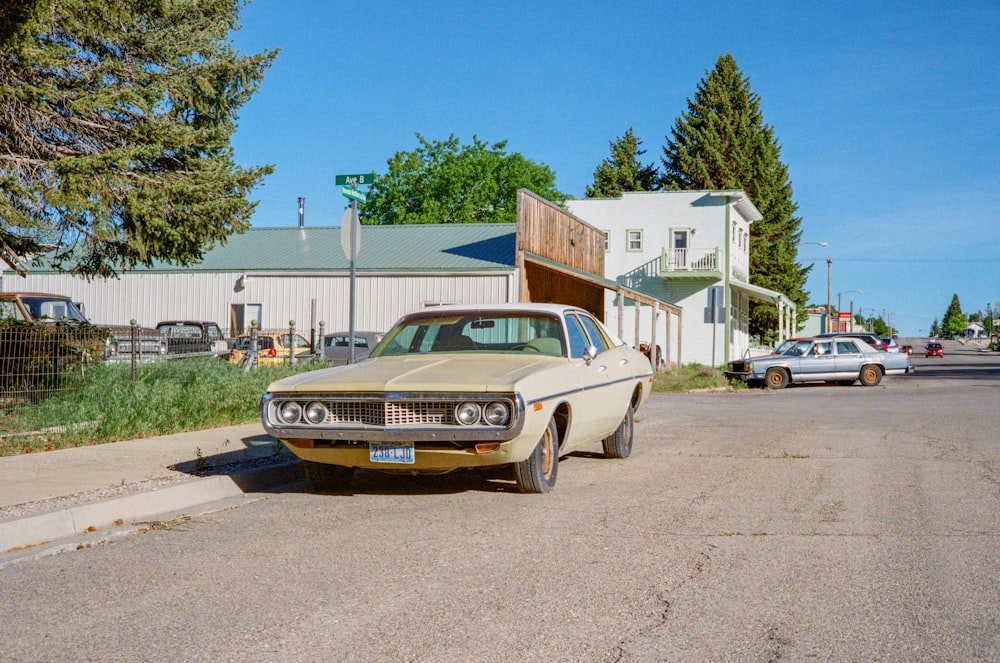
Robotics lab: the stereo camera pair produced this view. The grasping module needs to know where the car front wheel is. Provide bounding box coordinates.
[303,460,354,492]
[765,368,789,389]
[859,365,883,386]
[514,418,559,493]
[602,403,634,459]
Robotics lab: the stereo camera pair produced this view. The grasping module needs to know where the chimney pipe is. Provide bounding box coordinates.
[298,197,305,227]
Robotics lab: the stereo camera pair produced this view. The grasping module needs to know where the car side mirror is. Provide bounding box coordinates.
[583,345,598,365]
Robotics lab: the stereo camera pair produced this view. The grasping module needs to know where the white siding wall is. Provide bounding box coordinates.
[5,271,518,335]
[568,191,756,367]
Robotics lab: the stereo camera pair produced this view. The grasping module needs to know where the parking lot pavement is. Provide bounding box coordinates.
[0,423,302,553]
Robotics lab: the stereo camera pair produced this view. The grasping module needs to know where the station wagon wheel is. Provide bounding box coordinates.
[602,402,634,459]
[765,368,788,389]
[514,418,559,493]
[859,365,883,387]
[303,460,354,492]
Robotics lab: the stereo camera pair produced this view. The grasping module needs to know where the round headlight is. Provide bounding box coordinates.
[304,401,328,424]
[455,401,482,426]
[278,401,302,424]
[483,401,510,426]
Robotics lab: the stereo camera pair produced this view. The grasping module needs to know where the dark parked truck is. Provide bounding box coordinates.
[155,321,230,357]
[0,292,167,365]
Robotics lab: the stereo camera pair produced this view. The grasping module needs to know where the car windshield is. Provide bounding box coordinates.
[779,340,813,357]
[773,340,797,355]
[372,312,566,357]
[326,335,371,349]
[20,296,89,322]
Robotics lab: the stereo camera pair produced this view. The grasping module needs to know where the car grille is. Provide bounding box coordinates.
[729,361,750,372]
[322,401,455,426]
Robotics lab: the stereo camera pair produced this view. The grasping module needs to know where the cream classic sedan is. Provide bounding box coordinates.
[261,304,653,493]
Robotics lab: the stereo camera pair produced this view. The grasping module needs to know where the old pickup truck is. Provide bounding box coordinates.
[155,320,230,357]
[0,291,168,364]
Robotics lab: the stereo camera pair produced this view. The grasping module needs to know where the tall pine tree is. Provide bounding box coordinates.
[941,294,966,336]
[0,0,276,278]
[585,127,659,198]
[661,54,809,342]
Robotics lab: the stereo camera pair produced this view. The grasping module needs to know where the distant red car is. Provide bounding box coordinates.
[925,342,943,357]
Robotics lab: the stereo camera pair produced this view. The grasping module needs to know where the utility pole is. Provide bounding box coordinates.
[826,259,832,334]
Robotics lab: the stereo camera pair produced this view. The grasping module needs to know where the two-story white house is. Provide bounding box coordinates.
[567,191,797,368]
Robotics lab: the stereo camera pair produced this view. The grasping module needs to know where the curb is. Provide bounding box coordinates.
[1,460,303,553]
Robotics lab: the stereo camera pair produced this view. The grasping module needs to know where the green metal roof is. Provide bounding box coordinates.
[30,224,518,274]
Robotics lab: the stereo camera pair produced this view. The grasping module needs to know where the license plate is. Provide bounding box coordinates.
[369,442,415,464]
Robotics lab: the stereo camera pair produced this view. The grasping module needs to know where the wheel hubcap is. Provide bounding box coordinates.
[540,429,554,478]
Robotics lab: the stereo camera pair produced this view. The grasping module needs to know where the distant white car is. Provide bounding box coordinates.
[726,336,914,388]
[322,331,384,365]
[881,337,901,352]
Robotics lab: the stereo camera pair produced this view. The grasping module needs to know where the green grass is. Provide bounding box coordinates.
[1,358,743,456]
[0,358,322,455]
[652,363,740,393]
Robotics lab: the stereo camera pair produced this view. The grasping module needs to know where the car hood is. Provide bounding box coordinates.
[266,354,566,393]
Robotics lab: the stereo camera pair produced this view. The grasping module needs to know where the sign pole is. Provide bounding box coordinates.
[337,172,372,365]
[348,199,357,364]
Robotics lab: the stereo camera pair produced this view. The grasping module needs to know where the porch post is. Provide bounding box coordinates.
[776,297,785,343]
[650,303,659,370]
[665,308,672,370]
[634,299,641,348]
[617,289,625,340]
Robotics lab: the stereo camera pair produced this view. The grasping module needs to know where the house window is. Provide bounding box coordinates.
[626,229,643,252]
[602,230,610,252]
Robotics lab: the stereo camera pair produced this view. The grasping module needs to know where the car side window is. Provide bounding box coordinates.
[836,341,857,354]
[577,314,612,353]
[0,301,24,320]
[814,341,832,355]
[565,315,590,359]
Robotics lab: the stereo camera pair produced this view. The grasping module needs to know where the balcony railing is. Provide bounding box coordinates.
[662,247,720,273]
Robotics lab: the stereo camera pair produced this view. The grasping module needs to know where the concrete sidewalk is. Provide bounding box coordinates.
[0,423,302,553]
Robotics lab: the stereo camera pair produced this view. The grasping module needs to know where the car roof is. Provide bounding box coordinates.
[324,331,382,337]
[401,303,591,317]
[0,291,73,299]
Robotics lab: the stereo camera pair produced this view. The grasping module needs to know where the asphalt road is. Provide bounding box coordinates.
[2,339,999,662]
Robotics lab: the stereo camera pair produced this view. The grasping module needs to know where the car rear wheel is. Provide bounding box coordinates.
[765,368,789,389]
[602,403,634,459]
[303,460,354,492]
[514,418,558,493]
[859,365,883,386]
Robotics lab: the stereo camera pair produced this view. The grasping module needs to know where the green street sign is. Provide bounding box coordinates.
[342,186,366,203]
[335,173,375,187]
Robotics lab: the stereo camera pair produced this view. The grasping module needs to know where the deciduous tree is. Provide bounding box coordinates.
[0,0,276,278]
[661,54,809,342]
[362,134,565,225]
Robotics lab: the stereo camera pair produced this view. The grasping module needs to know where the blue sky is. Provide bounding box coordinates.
[229,1,999,337]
